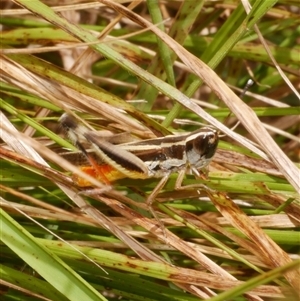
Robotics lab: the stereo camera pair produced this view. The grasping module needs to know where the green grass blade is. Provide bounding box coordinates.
[0,208,108,301]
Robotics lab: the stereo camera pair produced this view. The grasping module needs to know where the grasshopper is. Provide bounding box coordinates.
[60,113,219,212]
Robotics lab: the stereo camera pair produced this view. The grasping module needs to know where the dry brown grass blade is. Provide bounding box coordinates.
[0,2,105,16]
[1,54,149,135]
[0,123,107,191]
[214,149,283,177]
[100,0,299,194]
[99,193,268,300]
[69,0,143,75]
[259,194,300,223]
[97,195,284,300]
[0,184,73,216]
[0,123,167,263]
[175,208,275,266]
[1,55,70,112]
[0,111,45,163]
[207,191,300,291]
[217,214,299,229]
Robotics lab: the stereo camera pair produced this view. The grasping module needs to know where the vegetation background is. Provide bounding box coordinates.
[0,0,299,300]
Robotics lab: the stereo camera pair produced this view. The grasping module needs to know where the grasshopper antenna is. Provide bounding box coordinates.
[219,79,254,137]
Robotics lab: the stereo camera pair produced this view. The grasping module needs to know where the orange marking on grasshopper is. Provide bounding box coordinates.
[73,157,127,187]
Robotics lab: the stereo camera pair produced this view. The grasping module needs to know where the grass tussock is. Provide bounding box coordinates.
[0,1,299,301]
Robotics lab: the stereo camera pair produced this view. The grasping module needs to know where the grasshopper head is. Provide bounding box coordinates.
[185,127,219,169]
